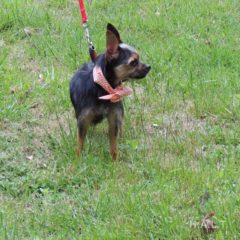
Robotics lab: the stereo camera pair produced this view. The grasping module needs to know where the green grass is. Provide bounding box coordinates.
[1,0,240,239]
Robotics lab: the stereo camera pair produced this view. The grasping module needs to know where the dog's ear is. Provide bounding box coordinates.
[106,23,122,60]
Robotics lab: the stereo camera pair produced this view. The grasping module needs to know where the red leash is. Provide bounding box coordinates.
[78,0,87,24]
[78,0,97,61]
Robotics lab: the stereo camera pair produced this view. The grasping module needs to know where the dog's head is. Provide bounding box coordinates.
[105,23,151,84]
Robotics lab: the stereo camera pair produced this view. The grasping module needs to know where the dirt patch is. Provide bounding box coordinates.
[1,99,73,167]
[7,43,40,74]
[30,105,73,138]
[145,101,218,137]
[161,111,207,133]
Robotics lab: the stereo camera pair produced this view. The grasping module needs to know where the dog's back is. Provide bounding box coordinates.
[70,55,108,119]
[70,61,94,113]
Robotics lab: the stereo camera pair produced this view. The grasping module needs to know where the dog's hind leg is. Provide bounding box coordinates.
[107,107,123,160]
[76,110,94,158]
[76,126,87,158]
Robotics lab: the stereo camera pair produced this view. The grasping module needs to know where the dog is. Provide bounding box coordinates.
[70,23,151,160]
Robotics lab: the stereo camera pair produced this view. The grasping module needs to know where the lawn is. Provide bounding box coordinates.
[1,0,240,239]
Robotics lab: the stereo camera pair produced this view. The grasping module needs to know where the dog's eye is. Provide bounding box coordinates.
[130,59,138,67]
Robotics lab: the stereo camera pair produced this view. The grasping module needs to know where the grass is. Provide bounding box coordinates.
[1,0,240,239]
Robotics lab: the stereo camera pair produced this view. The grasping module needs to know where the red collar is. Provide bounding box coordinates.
[93,66,132,103]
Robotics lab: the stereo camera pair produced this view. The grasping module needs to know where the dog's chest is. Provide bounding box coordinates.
[96,104,110,116]
[91,103,122,125]
[91,104,110,124]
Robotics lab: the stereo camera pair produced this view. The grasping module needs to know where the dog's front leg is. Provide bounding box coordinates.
[107,107,123,160]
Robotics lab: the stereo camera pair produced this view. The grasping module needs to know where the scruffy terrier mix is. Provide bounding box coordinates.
[70,23,151,160]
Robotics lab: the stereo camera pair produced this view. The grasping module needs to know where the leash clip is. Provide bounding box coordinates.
[83,22,96,61]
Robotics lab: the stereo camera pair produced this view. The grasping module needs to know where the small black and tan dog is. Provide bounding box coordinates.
[70,23,151,160]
